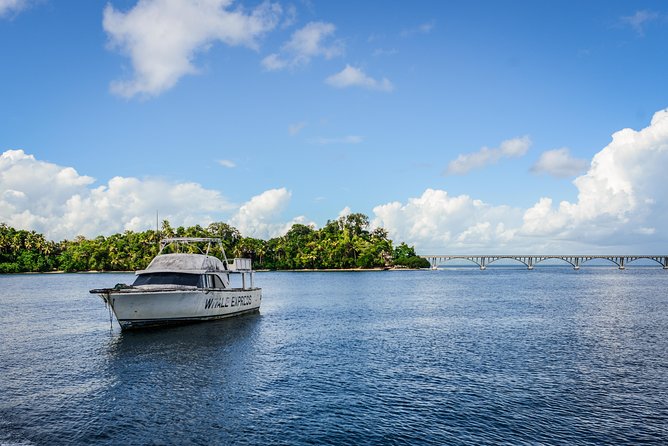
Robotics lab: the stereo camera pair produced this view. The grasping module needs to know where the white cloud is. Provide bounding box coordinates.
[288,121,307,136]
[520,108,668,245]
[103,0,281,98]
[400,21,435,37]
[0,149,234,240]
[445,135,531,175]
[338,206,351,219]
[229,188,310,239]
[325,65,394,92]
[218,159,236,168]
[262,21,343,70]
[0,0,30,17]
[5,110,668,253]
[372,189,522,253]
[531,148,589,178]
[281,3,297,29]
[310,135,363,145]
[0,150,314,242]
[260,53,287,71]
[621,10,659,36]
[376,109,668,253]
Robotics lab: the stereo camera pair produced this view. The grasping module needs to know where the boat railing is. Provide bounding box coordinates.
[226,258,255,289]
[158,237,229,262]
[227,258,252,271]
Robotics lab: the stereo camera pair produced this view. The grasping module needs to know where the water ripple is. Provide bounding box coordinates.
[1,270,667,444]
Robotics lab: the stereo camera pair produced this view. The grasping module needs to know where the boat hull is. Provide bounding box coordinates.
[98,288,262,330]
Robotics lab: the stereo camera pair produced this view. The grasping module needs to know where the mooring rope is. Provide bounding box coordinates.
[105,295,113,330]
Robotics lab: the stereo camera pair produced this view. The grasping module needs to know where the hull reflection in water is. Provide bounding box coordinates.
[90,237,261,330]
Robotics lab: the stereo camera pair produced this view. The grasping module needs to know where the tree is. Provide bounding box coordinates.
[207,222,241,256]
[0,211,426,272]
[393,242,430,268]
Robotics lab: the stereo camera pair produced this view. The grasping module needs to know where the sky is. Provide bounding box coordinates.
[1,0,668,254]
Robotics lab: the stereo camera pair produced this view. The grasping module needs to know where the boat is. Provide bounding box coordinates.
[90,237,261,330]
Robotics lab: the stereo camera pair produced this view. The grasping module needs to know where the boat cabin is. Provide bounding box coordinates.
[133,252,254,290]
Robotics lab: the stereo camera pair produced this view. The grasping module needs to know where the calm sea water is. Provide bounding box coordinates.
[1,268,667,445]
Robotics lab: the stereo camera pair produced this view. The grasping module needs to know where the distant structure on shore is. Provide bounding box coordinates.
[421,255,668,270]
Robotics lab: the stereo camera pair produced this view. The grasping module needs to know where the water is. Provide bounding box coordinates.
[1,268,667,445]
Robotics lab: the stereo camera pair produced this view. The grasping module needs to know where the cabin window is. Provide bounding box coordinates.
[201,274,225,289]
[211,275,225,289]
[133,273,200,287]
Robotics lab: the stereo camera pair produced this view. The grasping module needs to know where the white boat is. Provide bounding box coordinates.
[90,237,261,330]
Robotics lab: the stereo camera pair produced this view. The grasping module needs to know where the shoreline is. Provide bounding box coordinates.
[6,266,425,275]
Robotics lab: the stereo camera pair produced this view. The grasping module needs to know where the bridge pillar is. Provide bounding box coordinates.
[619,257,625,270]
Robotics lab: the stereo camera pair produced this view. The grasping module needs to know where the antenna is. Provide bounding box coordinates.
[156,210,160,250]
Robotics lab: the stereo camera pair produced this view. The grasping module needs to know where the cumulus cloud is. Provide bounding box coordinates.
[5,110,668,253]
[229,188,311,239]
[0,149,235,240]
[1,150,316,242]
[445,136,531,175]
[520,108,668,245]
[103,0,281,98]
[0,0,30,17]
[531,148,589,178]
[261,21,343,70]
[338,206,351,219]
[325,65,394,92]
[621,10,660,36]
[376,109,668,253]
[373,189,522,253]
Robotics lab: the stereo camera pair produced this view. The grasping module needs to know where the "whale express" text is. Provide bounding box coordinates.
[204,295,253,310]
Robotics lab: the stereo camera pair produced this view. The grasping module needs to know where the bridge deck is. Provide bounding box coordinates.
[421,255,668,270]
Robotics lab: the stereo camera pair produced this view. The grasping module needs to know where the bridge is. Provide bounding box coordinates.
[421,255,668,270]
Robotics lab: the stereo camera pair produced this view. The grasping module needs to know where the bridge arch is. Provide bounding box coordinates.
[432,257,484,269]
[533,257,577,268]
[625,257,667,268]
[580,257,622,268]
[486,257,530,268]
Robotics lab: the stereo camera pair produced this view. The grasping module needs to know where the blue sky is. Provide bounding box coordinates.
[1,0,668,253]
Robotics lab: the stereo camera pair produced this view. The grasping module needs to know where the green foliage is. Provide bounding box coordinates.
[392,242,431,269]
[0,213,428,272]
[0,223,59,273]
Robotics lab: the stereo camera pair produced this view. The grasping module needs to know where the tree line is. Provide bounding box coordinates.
[0,213,430,273]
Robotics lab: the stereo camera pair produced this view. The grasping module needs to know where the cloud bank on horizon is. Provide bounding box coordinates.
[374,108,668,253]
[2,108,667,253]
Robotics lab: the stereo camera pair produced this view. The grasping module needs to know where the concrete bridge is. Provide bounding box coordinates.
[421,255,668,270]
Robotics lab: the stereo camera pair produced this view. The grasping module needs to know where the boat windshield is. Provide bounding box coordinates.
[133,273,201,287]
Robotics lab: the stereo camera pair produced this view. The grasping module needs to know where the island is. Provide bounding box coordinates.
[0,213,430,273]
